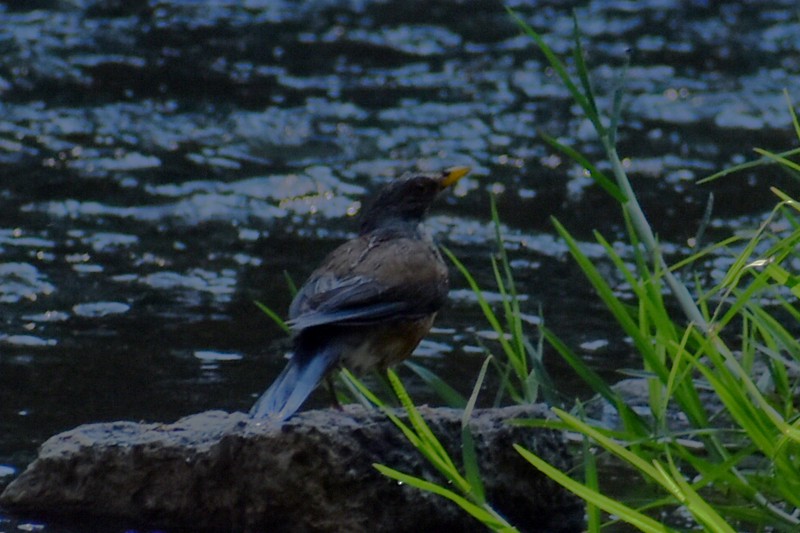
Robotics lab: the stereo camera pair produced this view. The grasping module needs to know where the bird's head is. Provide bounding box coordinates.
[360,166,470,233]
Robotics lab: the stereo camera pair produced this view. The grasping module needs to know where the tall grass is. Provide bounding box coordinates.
[342,359,519,532]
[373,9,800,532]
[443,195,554,407]
[253,10,800,530]
[500,10,799,531]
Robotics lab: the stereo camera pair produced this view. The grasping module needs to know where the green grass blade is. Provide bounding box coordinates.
[385,369,472,493]
[551,217,656,361]
[514,444,671,532]
[373,464,517,532]
[254,300,290,334]
[570,11,600,126]
[541,326,649,435]
[698,146,800,184]
[346,368,475,497]
[753,147,800,173]
[608,49,630,147]
[404,361,467,408]
[443,246,519,370]
[577,404,602,532]
[771,186,796,205]
[489,196,531,391]
[691,192,714,249]
[506,7,602,134]
[553,408,664,481]
[461,355,492,504]
[341,369,418,441]
[463,355,491,425]
[282,270,298,296]
[784,89,800,141]
[540,132,626,202]
[658,457,737,533]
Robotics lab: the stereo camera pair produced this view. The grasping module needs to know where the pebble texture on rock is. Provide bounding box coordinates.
[1,405,582,532]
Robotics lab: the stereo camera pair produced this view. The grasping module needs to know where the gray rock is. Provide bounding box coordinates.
[1,405,582,532]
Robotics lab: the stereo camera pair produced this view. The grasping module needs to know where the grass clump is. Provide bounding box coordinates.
[255,10,800,531]
[374,9,800,532]
[467,9,800,531]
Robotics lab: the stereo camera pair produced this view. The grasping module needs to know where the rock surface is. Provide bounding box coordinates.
[1,405,582,532]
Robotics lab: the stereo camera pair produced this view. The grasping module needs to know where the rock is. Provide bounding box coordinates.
[0,405,582,532]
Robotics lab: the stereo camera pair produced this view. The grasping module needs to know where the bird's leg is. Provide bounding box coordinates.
[325,373,343,411]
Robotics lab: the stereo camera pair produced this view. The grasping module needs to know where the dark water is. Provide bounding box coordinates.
[1,0,799,530]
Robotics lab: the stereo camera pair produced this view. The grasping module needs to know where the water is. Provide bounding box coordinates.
[1,0,799,529]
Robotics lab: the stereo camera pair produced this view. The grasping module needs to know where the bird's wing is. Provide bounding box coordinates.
[286,232,448,332]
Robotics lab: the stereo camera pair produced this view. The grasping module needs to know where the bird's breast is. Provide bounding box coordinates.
[339,315,436,373]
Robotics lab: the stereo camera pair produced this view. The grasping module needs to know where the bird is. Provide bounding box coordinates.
[249,166,470,421]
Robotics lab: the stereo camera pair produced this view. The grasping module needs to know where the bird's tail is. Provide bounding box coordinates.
[249,345,339,421]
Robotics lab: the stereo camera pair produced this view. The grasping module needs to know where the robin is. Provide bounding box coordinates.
[249,166,471,420]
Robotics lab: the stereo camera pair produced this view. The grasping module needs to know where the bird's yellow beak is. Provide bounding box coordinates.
[440,166,471,188]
